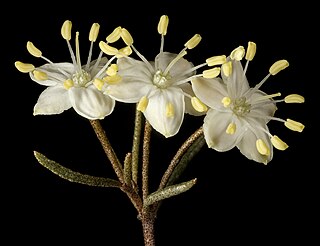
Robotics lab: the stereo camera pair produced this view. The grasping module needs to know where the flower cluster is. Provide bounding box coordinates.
[15,15,305,165]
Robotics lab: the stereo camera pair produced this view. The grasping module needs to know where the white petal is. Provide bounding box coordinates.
[248,90,277,123]
[221,59,250,99]
[33,86,71,115]
[203,109,245,151]
[30,62,75,86]
[69,85,115,120]
[191,77,227,109]
[117,56,155,77]
[88,57,109,76]
[236,124,273,164]
[179,83,206,116]
[155,52,194,79]
[144,87,185,138]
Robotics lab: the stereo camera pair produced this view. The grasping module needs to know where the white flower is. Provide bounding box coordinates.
[15,20,119,120]
[191,42,305,164]
[104,15,221,138]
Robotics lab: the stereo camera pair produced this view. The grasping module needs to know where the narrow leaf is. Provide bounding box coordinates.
[34,151,121,188]
[167,135,205,186]
[144,178,197,206]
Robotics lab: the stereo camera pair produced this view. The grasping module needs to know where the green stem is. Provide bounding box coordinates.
[89,119,124,184]
[132,106,143,187]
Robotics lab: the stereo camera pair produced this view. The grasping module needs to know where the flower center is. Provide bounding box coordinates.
[153,70,171,88]
[231,97,251,116]
[72,69,91,87]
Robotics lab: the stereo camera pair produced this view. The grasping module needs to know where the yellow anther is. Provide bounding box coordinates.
[63,79,74,89]
[104,74,122,84]
[245,41,256,61]
[271,135,289,150]
[256,139,270,156]
[99,41,119,56]
[93,78,105,91]
[230,46,245,61]
[120,28,133,46]
[222,61,232,77]
[221,96,231,107]
[106,64,118,76]
[191,97,208,112]
[89,23,100,42]
[158,15,169,35]
[33,70,48,81]
[27,41,42,57]
[106,26,122,43]
[284,94,305,103]
[184,34,202,49]
[166,103,175,117]
[137,96,148,112]
[206,55,227,66]
[284,119,305,132]
[203,67,221,78]
[116,46,132,58]
[61,20,72,41]
[226,123,236,134]
[269,59,289,75]
[14,61,35,73]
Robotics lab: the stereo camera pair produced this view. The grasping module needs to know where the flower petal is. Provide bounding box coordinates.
[33,86,71,115]
[144,87,185,137]
[30,62,75,86]
[203,109,245,151]
[221,59,250,99]
[107,57,155,102]
[179,83,206,116]
[69,85,115,120]
[191,77,228,109]
[236,123,273,164]
[155,52,194,79]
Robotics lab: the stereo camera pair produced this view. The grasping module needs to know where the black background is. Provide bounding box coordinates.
[3,1,317,245]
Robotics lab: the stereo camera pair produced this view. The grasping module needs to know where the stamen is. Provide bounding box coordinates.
[93,78,105,90]
[255,92,281,101]
[33,70,48,80]
[222,61,232,77]
[94,55,117,79]
[256,139,270,156]
[89,23,100,42]
[284,119,305,132]
[104,74,122,84]
[191,97,208,112]
[165,103,175,117]
[184,34,201,49]
[27,41,42,57]
[106,26,122,43]
[137,96,148,112]
[271,135,288,150]
[15,61,35,73]
[163,50,187,75]
[106,64,118,76]
[158,15,169,35]
[226,123,236,134]
[284,94,305,103]
[269,59,289,75]
[230,46,245,61]
[63,79,74,89]
[203,67,220,78]
[121,28,133,46]
[245,41,256,61]
[131,45,154,72]
[61,20,72,41]
[221,97,231,107]
[99,41,119,56]
[116,46,132,58]
[206,55,227,66]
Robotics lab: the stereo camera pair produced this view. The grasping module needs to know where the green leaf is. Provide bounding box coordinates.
[167,135,205,186]
[34,151,121,188]
[144,178,197,206]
